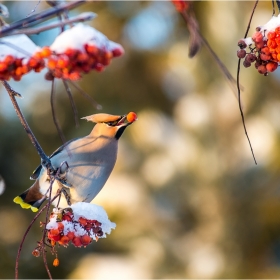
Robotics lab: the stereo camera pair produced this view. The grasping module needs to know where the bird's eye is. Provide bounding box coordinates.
[105,120,118,127]
[105,116,124,127]
[106,121,115,126]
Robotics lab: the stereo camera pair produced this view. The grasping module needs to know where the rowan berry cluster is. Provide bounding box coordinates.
[46,208,103,249]
[0,24,124,81]
[237,16,280,75]
[0,38,49,81]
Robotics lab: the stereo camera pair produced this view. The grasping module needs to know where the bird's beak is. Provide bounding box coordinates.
[118,112,138,126]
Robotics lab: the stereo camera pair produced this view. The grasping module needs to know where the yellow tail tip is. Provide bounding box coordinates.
[13,196,38,212]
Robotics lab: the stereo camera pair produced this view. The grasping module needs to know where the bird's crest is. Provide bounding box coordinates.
[81,113,121,123]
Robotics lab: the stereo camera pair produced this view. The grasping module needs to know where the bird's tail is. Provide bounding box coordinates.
[13,180,46,212]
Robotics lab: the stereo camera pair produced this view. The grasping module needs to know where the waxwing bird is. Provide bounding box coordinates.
[14,112,138,212]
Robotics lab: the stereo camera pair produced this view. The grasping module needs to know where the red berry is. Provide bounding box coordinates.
[58,235,70,246]
[266,61,278,72]
[257,64,267,74]
[237,49,246,59]
[80,234,92,246]
[72,236,82,247]
[243,60,251,68]
[238,40,247,49]
[67,231,75,240]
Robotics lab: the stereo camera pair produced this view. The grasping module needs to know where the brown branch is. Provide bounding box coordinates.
[5,12,96,37]
[0,0,86,37]
[235,0,259,165]
[1,80,53,169]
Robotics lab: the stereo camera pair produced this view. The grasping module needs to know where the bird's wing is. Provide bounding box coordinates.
[30,137,81,180]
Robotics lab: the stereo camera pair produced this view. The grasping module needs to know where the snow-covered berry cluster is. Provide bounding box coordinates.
[45,23,124,81]
[0,24,124,82]
[0,35,46,81]
[237,14,280,75]
[45,202,116,248]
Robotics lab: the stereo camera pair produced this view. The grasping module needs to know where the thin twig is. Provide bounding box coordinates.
[63,80,79,128]
[26,0,41,18]
[50,79,67,145]
[180,11,242,100]
[0,0,85,37]
[4,12,96,38]
[244,0,259,39]
[68,81,102,110]
[235,0,259,165]
[1,80,53,169]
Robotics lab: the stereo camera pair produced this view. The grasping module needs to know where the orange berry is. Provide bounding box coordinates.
[53,258,59,267]
[50,240,56,246]
[40,47,52,58]
[267,31,276,40]
[171,0,188,12]
[67,231,75,240]
[79,217,88,226]
[77,53,89,63]
[80,234,92,246]
[50,228,60,236]
[48,232,61,241]
[21,65,29,74]
[47,58,57,70]
[276,26,280,34]
[33,52,42,60]
[267,40,277,48]
[266,61,278,72]
[68,71,81,81]
[65,48,79,59]
[72,236,82,247]
[0,62,7,72]
[15,67,23,76]
[260,53,271,61]
[272,53,278,60]
[85,44,99,55]
[56,55,69,68]
[4,55,15,64]
[57,222,64,232]
[127,112,138,123]
[261,46,270,55]
[58,235,69,246]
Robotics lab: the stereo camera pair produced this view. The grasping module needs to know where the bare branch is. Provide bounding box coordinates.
[5,12,96,38]
[1,80,53,169]
[0,0,86,37]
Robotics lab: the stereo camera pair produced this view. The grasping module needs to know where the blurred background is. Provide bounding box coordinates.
[1,0,280,278]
